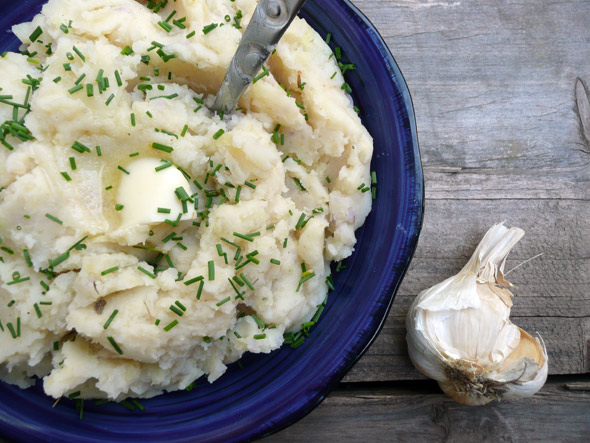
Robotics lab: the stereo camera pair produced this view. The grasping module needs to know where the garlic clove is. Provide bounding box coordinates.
[405,222,548,405]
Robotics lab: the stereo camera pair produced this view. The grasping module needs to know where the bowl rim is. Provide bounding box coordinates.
[0,0,424,440]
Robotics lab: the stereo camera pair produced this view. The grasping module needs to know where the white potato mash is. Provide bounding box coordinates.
[0,0,373,400]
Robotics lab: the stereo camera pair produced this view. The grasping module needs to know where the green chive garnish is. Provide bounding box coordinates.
[72,46,85,61]
[45,213,63,225]
[107,336,123,354]
[208,260,215,280]
[34,303,42,318]
[163,320,178,331]
[203,23,218,34]
[152,142,173,153]
[213,129,224,140]
[103,309,119,329]
[68,84,83,94]
[29,26,43,43]
[253,333,266,340]
[138,266,156,279]
[101,266,119,276]
[117,165,130,175]
[251,314,265,329]
[216,296,230,306]
[270,258,281,265]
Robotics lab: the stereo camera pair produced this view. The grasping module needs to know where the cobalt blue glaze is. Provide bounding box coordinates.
[0,0,423,441]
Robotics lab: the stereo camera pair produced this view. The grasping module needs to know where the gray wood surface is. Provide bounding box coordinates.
[272,0,590,439]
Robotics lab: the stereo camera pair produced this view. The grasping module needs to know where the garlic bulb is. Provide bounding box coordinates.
[406,222,548,405]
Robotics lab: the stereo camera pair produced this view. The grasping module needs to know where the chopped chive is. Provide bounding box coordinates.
[33,303,42,318]
[184,275,204,286]
[164,320,178,331]
[235,185,242,203]
[169,305,184,316]
[130,113,136,127]
[254,333,266,340]
[86,83,94,97]
[155,319,161,326]
[186,30,196,39]
[53,76,62,83]
[371,171,377,184]
[372,187,377,199]
[152,142,173,153]
[74,73,86,85]
[101,266,119,276]
[251,314,265,329]
[244,181,256,189]
[72,46,85,61]
[6,322,17,339]
[45,213,63,225]
[138,266,156,279]
[283,237,288,248]
[203,23,218,34]
[325,32,332,44]
[335,47,342,59]
[68,157,77,170]
[103,309,119,329]
[341,82,352,94]
[240,273,254,290]
[68,84,83,94]
[1,246,15,255]
[233,232,254,242]
[29,26,43,43]
[196,280,204,300]
[107,336,123,354]
[120,45,133,56]
[157,207,171,214]
[114,70,122,86]
[61,171,72,181]
[131,399,146,412]
[158,21,173,32]
[234,331,242,339]
[213,129,225,140]
[68,391,81,399]
[252,65,269,83]
[181,124,188,137]
[117,165,130,175]
[175,300,187,311]
[208,260,215,280]
[23,249,33,267]
[216,296,230,306]
[96,146,102,156]
[270,258,281,265]
[105,93,115,105]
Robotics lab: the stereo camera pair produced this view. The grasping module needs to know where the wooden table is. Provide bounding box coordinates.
[269,0,590,440]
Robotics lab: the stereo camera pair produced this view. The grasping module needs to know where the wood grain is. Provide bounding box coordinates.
[267,378,590,442]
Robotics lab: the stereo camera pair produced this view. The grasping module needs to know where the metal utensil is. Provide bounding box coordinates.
[211,0,306,115]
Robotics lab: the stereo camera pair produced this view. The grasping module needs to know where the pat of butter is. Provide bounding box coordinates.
[117,157,196,227]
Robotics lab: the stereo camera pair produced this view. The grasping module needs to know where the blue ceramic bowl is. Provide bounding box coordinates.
[0,0,423,441]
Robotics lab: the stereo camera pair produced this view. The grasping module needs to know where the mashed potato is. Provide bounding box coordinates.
[0,0,373,400]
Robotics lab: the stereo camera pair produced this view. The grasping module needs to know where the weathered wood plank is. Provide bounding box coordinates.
[347,0,590,200]
[267,377,590,442]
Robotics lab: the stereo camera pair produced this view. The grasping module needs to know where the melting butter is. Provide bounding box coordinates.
[117,157,196,227]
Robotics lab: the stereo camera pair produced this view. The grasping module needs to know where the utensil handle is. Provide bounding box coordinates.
[211,0,306,114]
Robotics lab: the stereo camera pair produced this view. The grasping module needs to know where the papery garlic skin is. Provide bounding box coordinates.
[406,223,548,405]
